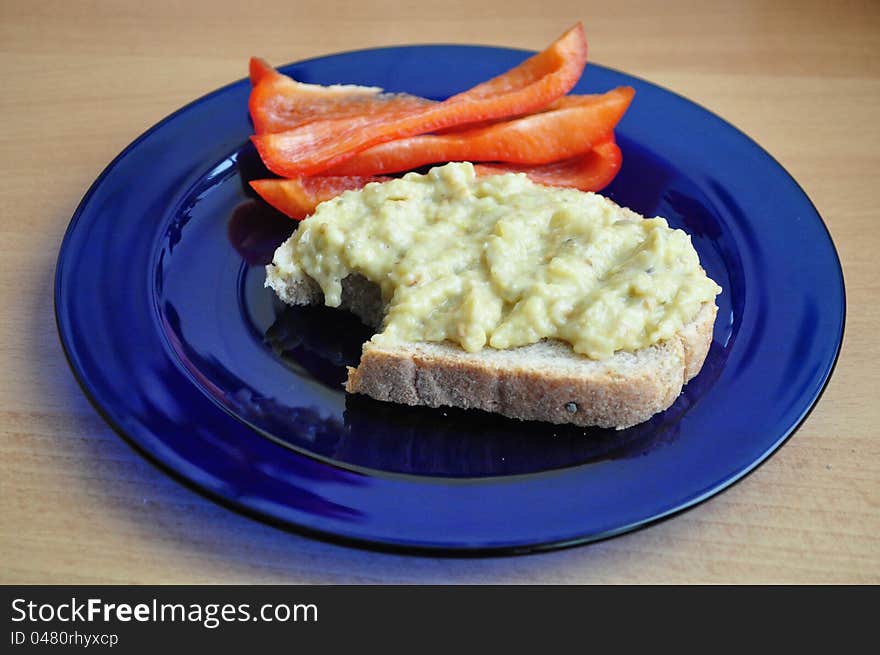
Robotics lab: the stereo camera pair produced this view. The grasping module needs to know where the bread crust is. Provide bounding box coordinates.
[266,265,717,429]
[346,302,716,429]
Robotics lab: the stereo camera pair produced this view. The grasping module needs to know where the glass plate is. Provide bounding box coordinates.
[55,45,845,553]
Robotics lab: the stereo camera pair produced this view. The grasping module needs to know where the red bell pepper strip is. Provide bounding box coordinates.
[249,57,280,86]
[475,137,623,192]
[248,58,432,135]
[250,137,622,220]
[251,23,588,176]
[323,88,633,176]
[249,175,391,220]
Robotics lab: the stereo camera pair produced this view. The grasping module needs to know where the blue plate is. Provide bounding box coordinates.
[55,45,845,553]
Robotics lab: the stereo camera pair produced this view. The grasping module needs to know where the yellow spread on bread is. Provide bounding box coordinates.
[269,162,721,359]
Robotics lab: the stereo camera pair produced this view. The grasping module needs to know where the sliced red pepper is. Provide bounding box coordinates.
[249,175,391,220]
[250,137,622,220]
[323,88,633,176]
[249,57,281,86]
[251,23,588,176]
[474,138,623,192]
[248,57,432,135]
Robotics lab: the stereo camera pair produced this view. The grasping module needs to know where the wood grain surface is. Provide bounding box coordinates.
[1,0,877,583]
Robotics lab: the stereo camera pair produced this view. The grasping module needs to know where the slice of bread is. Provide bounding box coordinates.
[266,269,717,429]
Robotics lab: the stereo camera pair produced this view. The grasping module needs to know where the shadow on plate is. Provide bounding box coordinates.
[255,302,726,478]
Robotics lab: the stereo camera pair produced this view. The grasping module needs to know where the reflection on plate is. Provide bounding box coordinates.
[259,299,727,477]
[55,46,844,553]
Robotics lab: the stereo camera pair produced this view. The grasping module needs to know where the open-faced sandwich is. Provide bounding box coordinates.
[248,24,722,428]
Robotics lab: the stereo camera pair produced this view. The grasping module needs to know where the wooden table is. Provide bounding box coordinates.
[1,0,877,584]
